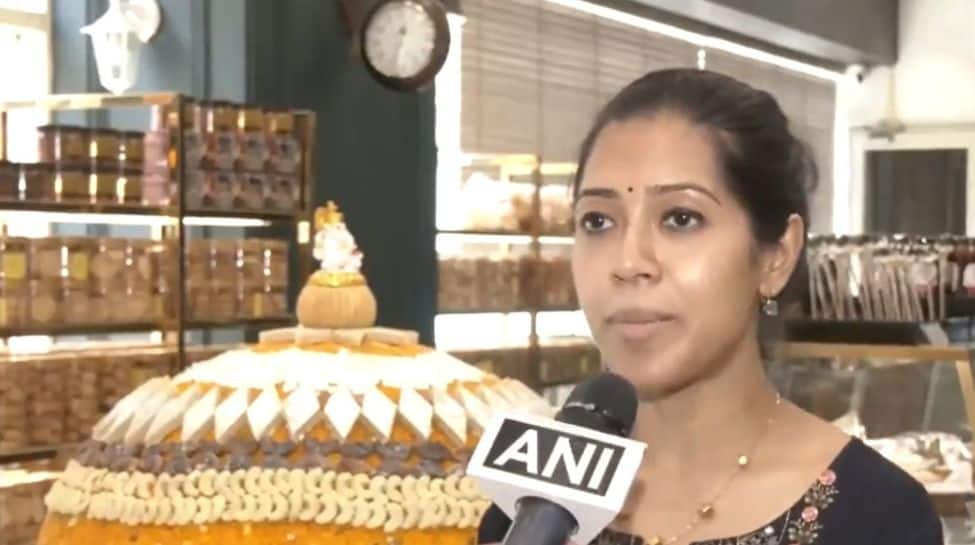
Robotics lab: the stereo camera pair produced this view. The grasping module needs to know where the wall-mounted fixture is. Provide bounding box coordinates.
[81,0,162,95]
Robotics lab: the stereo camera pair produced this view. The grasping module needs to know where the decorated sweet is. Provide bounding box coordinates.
[38,203,552,545]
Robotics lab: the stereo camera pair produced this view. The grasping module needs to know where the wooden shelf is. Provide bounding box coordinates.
[0,201,170,216]
[184,209,301,222]
[0,318,294,338]
[0,92,179,112]
[0,322,166,338]
[184,317,293,330]
[775,342,971,364]
[0,443,75,465]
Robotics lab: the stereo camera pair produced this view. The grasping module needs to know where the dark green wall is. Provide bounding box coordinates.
[246,1,437,342]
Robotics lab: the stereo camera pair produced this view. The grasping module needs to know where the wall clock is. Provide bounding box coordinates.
[359,0,451,91]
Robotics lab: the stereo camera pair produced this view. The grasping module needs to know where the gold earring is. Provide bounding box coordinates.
[762,296,779,316]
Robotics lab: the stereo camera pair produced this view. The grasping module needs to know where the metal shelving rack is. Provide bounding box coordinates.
[0,92,315,464]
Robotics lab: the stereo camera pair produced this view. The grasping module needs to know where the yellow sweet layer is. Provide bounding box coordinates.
[39,514,475,545]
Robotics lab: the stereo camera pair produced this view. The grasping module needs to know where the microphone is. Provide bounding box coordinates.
[468,373,643,545]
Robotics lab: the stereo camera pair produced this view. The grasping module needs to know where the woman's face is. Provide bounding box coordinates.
[572,112,770,397]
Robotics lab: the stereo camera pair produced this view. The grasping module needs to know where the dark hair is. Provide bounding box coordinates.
[574,68,816,308]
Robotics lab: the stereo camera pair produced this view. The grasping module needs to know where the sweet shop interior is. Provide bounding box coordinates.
[2,1,975,544]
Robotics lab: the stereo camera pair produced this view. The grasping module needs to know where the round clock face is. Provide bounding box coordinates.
[362,0,449,90]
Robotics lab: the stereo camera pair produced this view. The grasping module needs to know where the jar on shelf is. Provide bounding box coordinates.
[63,237,93,284]
[0,236,28,328]
[210,284,237,322]
[121,131,144,170]
[107,281,152,323]
[38,125,88,167]
[122,239,154,289]
[185,240,211,289]
[264,239,289,289]
[266,173,299,212]
[90,162,119,203]
[90,238,127,282]
[203,169,235,209]
[182,168,208,209]
[205,100,238,170]
[29,237,63,281]
[238,105,268,171]
[118,168,143,204]
[234,170,266,210]
[29,279,64,326]
[0,161,19,201]
[438,255,478,312]
[21,163,55,202]
[267,109,301,174]
[89,128,121,169]
[54,165,90,203]
[238,240,265,290]
[61,279,92,325]
[187,285,213,321]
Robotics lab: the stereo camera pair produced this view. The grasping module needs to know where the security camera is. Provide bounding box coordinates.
[847,64,866,83]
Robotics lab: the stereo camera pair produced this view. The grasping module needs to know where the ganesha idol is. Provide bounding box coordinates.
[38,202,551,545]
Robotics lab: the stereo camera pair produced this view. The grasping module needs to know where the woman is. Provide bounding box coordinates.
[480,69,942,545]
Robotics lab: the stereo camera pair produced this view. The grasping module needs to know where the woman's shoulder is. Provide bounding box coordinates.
[828,438,942,543]
[835,438,931,499]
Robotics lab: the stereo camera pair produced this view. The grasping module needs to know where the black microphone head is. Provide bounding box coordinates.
[555,372,638,437]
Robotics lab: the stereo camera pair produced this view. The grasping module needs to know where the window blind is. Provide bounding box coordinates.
[459,0,836,229]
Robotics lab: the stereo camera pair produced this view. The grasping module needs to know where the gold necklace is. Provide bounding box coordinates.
[646,392,783,545]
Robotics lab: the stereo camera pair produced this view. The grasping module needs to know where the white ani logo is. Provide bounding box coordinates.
[492,429,617,490]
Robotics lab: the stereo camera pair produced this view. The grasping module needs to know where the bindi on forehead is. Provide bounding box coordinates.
[627,186,634,193]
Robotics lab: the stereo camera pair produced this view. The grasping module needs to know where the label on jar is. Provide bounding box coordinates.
[69,253,90,281]
[0,299,7,326]
[3,253,26,280]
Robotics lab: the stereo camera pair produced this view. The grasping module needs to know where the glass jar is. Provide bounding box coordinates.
[264,240,289,289]
[29,279,63,326]
[90,238,127,281]
[0,161,19,201]
[119,168,143,204]
[210,284,237,322]
[266,174,299,211]
[267,109,301,174]
[123,239,154,288]
[21,163,55,202]
[238,105,268,171]
[185,240,211,289]
[210,239,238,286]
[238,240,265,290]
[89,128,121,168]
[63,237,93,284]
[121,131,144,170]
[182,168,207,209]
[38,125,88,167]
[62,279,92,325]
[108,282,152,323]
[29,237,63,281]
[0,236,28,328]
[0,281,27,327]
[187,286,212,321]
[204,169,235,209]
[90,163,119,203]
[88,277,113,323]
[234,170,265,210]
[205,100,238,170]
[55,166,91,203]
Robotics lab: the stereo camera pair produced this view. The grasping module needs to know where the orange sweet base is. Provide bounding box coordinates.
[39,515,475,545]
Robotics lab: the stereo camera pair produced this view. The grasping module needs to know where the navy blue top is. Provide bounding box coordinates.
[479,438,944,545]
